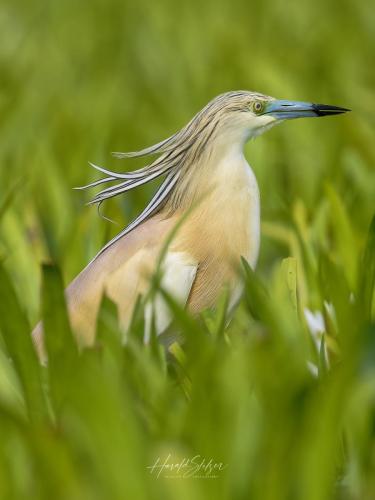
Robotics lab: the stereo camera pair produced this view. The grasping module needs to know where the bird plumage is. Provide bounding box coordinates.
[32,90,349,360]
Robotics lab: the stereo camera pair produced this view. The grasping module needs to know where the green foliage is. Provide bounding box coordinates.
[0,0,374,498]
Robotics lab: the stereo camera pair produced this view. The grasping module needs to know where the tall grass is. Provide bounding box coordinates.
[0,0,374,498]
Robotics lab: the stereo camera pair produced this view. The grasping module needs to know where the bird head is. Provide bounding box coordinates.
[204,91,350,144]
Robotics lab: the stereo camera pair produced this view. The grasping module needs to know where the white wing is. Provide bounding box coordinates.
[144,251,197,343]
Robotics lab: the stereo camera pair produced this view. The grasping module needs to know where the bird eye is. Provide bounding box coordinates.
[252,101,264,114]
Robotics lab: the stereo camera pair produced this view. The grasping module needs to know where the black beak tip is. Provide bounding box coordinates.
[313,104,351,117]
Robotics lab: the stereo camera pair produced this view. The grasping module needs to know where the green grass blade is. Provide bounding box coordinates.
[0,262,46,423]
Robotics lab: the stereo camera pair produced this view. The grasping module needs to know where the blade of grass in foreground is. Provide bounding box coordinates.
[358,214,375,322]
[41,263,78,414]
[0,262,46,423]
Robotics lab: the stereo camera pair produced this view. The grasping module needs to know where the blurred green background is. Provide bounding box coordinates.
[0,0,374,499]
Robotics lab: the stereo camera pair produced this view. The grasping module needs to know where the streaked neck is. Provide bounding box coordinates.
[165,134,251,213]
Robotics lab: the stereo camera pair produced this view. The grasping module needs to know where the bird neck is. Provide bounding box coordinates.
[164,134,252,213]
[162,134,261,268]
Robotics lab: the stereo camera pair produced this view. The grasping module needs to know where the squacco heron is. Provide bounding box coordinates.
[32,91,349,359]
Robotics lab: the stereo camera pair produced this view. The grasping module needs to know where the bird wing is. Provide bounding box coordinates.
[62,215,198,346]
[143,251,198,343]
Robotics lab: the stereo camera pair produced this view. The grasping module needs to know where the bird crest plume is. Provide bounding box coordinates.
[75,91,262,255]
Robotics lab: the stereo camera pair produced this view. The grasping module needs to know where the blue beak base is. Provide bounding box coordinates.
[265,99,350,120]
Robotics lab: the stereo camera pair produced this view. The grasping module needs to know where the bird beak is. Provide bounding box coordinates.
[264,99,350,120]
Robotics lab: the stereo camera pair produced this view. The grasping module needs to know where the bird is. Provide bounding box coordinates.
[32,91,349,361]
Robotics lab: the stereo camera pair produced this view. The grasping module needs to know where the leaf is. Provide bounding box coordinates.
[96,294,122,357]
[0,261,46,423]
[358,214,375,322]
[0,179,22,223]
[281,257,298,312]
[325,183,357,288]
[41,263,78,411]
[241,256,271,322]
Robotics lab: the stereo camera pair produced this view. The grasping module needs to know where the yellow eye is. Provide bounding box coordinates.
[253,101,264,114]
